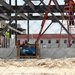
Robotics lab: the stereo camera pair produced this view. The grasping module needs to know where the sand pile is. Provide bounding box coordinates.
[0,58,75,68]
[0,58,75,75]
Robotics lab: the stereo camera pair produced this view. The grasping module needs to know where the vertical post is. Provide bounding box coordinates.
[9,0,11,38]
[27,13,29,42]
[15,0,17,44]
[6,0,11,48]
[67,2,71,47]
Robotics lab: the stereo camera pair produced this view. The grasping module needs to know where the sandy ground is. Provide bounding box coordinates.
[0,58,75,75]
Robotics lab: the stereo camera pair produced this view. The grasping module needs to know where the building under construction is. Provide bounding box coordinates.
[0,0,75,59]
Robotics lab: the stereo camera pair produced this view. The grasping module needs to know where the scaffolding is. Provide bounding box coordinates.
[59,0,75,47]
[0,0,75,58]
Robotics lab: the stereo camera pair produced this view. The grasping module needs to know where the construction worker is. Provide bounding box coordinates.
[5,31,10,38]
[3,31,9,36]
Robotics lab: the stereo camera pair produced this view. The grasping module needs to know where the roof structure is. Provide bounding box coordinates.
[0,0,67,20]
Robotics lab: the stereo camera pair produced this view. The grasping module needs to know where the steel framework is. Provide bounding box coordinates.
[0,0,75,45]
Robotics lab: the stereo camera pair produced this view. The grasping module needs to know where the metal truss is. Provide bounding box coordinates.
[0,0,75,44]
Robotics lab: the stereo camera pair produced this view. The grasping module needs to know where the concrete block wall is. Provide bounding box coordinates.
[0,38,75,59]
[17,38,75,48]
[49,39,59,48]
[0,39,16,59]
[70,39,75,48]
[60,39,67,48]
[39,38,75,48]
[39,48,75,58]
[39,38,68,48]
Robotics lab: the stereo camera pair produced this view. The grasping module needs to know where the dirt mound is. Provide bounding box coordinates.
[0,58,75,68]
[0,58,75,75]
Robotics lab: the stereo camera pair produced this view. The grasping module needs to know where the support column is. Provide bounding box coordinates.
[27,13,29,42]
[15,0,17,44]
[9,0,11,38]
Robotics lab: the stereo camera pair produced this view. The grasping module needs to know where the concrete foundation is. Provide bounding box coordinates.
[0,38,75,59]
[0,39,16,59]
[39,48,75,59]
[0,47,75,59]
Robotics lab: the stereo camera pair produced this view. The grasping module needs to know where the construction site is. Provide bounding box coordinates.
[0,0,75,75]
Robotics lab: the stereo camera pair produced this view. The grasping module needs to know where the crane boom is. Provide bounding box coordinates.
[35,0,52,44]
